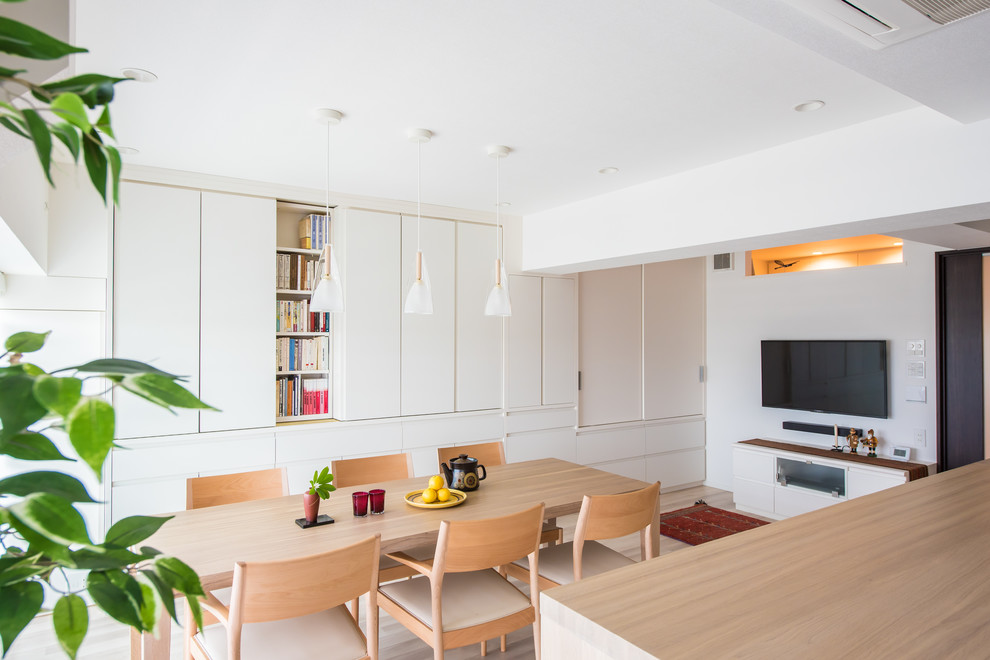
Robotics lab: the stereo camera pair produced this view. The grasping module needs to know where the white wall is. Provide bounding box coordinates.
[0,149,49,274]
[523,107,990,274]
[705,241,938,490]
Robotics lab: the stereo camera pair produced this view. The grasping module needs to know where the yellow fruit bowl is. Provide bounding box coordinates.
[404,488,467,509]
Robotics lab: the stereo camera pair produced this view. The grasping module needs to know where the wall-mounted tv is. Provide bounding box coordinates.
[761,340,888,419]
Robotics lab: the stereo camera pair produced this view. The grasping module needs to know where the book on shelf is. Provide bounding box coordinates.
[299,213,330,251]
[276,301,330,332]
[276,335,330,371]
[276,253,319,291]
[276,375,329,417]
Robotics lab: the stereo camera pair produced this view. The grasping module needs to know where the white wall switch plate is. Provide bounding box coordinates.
[913,429,926,447]
[906,361,925,379]
[907,340,926,357]
[905,385,927,402]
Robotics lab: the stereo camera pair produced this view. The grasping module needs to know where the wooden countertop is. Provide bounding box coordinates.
[541,459,990,659]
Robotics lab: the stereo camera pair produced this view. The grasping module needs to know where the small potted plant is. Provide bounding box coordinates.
[303,466,336,522]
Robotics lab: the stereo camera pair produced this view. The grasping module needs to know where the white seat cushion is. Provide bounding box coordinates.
[513,540,634,585]
[379,569,531,632]
[195,602,367,660]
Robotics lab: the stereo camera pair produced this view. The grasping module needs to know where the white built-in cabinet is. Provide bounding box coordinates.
[578,265,642,427]
[332,208,401,420]
[401,215,455,416]
[114,183,201,438]
[644,259,705,419]
[113,182,274,438]
[200,192,275,431]
[543,277,577,405]
[456,222,501,411]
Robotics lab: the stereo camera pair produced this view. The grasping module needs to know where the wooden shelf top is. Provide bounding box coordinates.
[739,438,929,480]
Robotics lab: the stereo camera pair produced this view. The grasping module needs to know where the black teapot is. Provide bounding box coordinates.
[440,454,487,491]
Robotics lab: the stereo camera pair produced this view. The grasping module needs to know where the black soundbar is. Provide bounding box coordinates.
[783,421,864,437]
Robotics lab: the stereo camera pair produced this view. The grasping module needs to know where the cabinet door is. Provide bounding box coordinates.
[579,266,642,426]
[507,275,542,409]
[543,277,577,405]
[644,258,705,419]
[334,209,401,420]
[113,183,201,438]
[456,223,501,411]
[401,215,455,415]
[200,192,275,432]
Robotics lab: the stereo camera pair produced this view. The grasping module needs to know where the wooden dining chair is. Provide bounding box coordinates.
[378,503,546,660]
[437,442,563,547]
[186,467,288,510]
[185,534,381,660]
[332,452,413,488]
[505,481,660,590]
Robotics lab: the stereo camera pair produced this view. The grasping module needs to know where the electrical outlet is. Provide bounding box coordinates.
[914,428,926,447]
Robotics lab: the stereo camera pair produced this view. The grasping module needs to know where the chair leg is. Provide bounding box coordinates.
[481,639,487,656]
[501,634,507,652]
[349,597,360,623]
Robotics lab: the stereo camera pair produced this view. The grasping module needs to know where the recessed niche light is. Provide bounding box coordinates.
[598,167,619,175]
[894,242,903,246]
[812,251,823,255]
[498,201,512,207]
[121,68,158,83]
[116,146,140,155]
[794,100,825,113]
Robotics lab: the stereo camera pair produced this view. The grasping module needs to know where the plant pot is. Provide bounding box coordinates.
[302,491,321,523]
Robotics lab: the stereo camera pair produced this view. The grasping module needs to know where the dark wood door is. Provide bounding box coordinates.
[936,250,985,471]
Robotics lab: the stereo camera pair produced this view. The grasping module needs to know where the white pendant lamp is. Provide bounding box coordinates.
[404,128,434,315]
[310,108,344,313]
[484,145,511,316]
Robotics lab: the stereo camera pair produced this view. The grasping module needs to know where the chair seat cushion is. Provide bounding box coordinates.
[379,569,531,632]
[513,540,634,585]
[195,603,367,660]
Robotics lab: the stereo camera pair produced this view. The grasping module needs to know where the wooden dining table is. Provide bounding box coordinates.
[133,457,651,659]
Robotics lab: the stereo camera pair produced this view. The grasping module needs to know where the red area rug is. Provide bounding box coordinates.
[658,502,770,546]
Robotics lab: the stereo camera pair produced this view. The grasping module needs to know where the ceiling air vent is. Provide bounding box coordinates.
[900,0,990,24]
[713,253,734,271]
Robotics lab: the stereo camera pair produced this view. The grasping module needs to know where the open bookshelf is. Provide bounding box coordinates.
[275,201,334,423]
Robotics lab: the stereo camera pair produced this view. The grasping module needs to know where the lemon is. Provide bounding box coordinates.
[428,475,444,491]
[422,488,438,504]
[436,487,451,502]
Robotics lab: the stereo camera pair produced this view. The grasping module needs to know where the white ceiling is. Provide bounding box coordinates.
[67,0,987,218]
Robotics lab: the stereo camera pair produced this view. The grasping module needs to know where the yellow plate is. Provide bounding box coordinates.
[404,488,467,509]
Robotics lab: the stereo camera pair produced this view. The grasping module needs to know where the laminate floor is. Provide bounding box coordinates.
[8,484,763,659]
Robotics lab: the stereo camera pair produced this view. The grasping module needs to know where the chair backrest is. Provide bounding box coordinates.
[573,481,661,578]
[436,441,506,472]
[186,467,288,510]
[332,453,413,488]
[230,534,380,624]
[435,503,545,574]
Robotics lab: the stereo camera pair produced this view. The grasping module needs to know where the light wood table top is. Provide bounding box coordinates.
[541,459,990,659]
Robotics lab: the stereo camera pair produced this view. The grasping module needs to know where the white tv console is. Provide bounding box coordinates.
[733,439,934,520]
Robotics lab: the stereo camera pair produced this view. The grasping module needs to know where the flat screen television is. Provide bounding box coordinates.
[761,340,888,419]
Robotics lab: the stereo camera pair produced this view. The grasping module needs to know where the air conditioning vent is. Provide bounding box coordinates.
[900,0,990,24]
[713,253,734,271]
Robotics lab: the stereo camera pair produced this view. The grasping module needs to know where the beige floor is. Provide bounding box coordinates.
[8,484,764,659]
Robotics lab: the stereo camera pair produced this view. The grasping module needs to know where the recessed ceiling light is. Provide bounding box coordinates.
[498,201,512,207]
[894,242,903,246]
[598,167,619,175]
[116,146,140,155]
[121,68,158,83]
[794,100,825,113]
[812,251,823,255]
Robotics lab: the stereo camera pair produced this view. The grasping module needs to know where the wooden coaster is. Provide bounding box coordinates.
[295,514,334,529]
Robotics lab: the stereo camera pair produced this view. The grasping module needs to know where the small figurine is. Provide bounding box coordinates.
[847,428,860,454]
[864,429,878,458]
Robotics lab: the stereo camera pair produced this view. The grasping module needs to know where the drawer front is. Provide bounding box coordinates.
[847,468,907,499]
[734,448,774,484]
[733,477,774,514]
[774,486,843,518]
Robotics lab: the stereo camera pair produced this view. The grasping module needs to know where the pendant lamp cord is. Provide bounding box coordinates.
[495,155,501,260]
[417,140,422,252]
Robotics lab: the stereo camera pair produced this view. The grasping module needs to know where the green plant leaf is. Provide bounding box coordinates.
[0,16,87,60]
[81,128,107,202]
[0,115,28,139]
[7,493,93,547]
[50,122,81,161]
[68,547,145,570]
[153,557,204,597]
[105,515,172,549]
[33,374,82,417]
[138,569,177,624]
[136,581,158,636]
[53,593,88,659]
[87,571,144,630]
[66,397,114,478]
[65,358,179,378]
[0,471,96,502]
[21,108,53,185]
[0,371,48,438]
[50,92,90,132]
[95,106,114,139]
[0,432,72,462]
[121,373,216,411]
[185,594,204,633]
[106,143,121,206]
[40,74,124,108]
[0,580,43,655]
[4,330,49,353]
[0,556,49,587]
[12,521,72,563]
[0,65,26,76]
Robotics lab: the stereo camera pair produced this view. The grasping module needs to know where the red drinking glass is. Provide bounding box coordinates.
[369,489,386,515]
[352,491,369,517]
